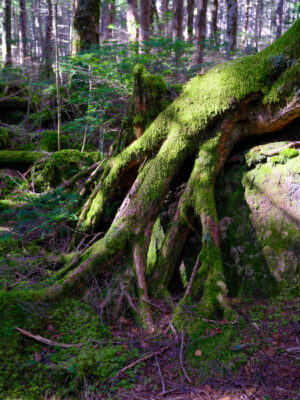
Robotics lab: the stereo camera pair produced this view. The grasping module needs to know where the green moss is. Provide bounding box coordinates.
[0,295,139,399]
[0,127,12,150]
[0,150,45,170]
[39,130,69,152]
[34,149,101,191]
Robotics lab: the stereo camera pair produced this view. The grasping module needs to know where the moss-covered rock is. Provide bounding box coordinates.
[33,149,101,191]
[216,140,300,297]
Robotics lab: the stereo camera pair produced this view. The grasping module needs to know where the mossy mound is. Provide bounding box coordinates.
[39,130,70,152]
[0,82,39,124]
[33,149,101,191]
[216,140,300,297]
[0,127,12,150]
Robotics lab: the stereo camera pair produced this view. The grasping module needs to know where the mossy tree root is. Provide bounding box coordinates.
[5,22,300,330]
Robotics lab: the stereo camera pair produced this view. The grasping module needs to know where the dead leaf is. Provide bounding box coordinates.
[194,349,202,357]
[264,347,275,357]
[34,352,42,362]
[120,316,129,324]
[246,387,256,396]
[135,384,144,392]
[47,325,55,332]
[220,396,231,400]
[140,340,149,349]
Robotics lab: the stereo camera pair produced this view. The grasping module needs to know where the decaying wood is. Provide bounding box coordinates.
[16,327,84,348]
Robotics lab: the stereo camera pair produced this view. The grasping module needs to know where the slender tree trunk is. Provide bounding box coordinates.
[191,0,208,67]
[159,0,169,37]
[255,0,263,49]
[187,0,194,41]
[53,0,62,150]
[101,0,108,40]
[34,0,43,59]
[150,0,159,35]
[19,0,28,59]
[226,0,238,53]
[44,0,53,76]
[140,0,150,42]
[4,0,12,67]
[276,0,284,39]
[127,0,138,41]
[172,0,184,40]
[242,0,250,48]
[106,0,116,40]
[210,0,218,44]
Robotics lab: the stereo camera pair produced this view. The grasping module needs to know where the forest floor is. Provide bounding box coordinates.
[0,195,299,400]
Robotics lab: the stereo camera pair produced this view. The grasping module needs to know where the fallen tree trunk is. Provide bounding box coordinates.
[2,20,300,328]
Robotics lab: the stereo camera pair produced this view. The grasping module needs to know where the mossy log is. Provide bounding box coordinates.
[0,151,46,170]
[3,21,300,329]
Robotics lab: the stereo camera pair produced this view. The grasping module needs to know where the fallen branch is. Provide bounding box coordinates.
[155,354,166,393]
[16,327,84,348]
[179,330,192,383]
[111,344,171,381]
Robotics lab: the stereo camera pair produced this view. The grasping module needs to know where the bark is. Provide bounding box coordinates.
[242,0,250,48]
[276,0,284,39]
[127,0,138,42]
[44,0,53,76]
[172,0,184,40]
[187,0,194,41]
[19,0,27,59]
[3,21,300,329]
[255,0,263,49]
[140,0,151,42]
[3,0,12,67]
[226,0,238,53]
[106,0,116,40]
[74,0,100,50]
[191,0,208,67]
[210,0,218,44]
[159,0,169,36]
[150,0,159,35]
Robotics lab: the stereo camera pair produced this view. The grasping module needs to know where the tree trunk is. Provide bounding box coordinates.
[191,0,208,67]
[3,0,12,67]
[159,0,169,37]
[74,0,100,50]
[3,21,300,330]
[276,0,284,39]
[226,0,238,53]
[140,0,150,42]
[172,0,184,40]
[127,0,138,42]
[210,0,218,44]
[242,0,250,48]
[187,0,194,41]
[19,0,28,59]
[106,0,116,40]
[44,0,53,76]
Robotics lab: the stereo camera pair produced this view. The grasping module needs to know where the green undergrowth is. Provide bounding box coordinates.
[0,294,140,399]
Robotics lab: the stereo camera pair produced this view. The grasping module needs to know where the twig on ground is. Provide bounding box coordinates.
[179,330,192,383]
[16,327,84,348]
[155,355,166,393]
[111,345,171,381]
